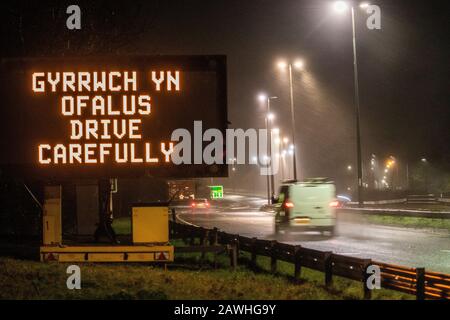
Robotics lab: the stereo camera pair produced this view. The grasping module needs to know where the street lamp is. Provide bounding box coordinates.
[277,61,287,69]
[278,136,290,181]
[334,1,348,12]
[258,94,278,204]
[277,59,304,181]
[333,1,365,206]
[420,157,430,192]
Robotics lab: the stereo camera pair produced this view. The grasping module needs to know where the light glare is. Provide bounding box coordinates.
[277,61,287,70]
[293,60,304,70]
[258,93,267,102]
[360,2,370,9]
[334,1,348,13]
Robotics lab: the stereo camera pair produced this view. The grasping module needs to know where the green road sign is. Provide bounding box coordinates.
[209,185,223,199]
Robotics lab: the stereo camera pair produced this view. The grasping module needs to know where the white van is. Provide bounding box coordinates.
[274,178,338,236]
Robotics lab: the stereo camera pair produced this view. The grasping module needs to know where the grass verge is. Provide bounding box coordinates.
[363,203,450,212]
[0,252,412,300]
[367,215,450,231]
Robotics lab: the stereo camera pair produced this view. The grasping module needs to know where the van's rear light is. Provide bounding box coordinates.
[329,200,339,208]
[284,201,294,208]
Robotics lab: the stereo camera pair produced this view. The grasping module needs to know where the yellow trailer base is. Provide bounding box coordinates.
[40,245,174,263]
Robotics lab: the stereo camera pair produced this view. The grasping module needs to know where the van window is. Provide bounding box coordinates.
[277,185,289,203]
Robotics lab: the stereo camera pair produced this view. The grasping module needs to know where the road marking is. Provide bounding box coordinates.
[175,214,200,227]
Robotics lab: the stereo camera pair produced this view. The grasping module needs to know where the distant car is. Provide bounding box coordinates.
[336,195,352,208]
[170,198,193,208]
[274,178,337,236]
[190,198,211,210]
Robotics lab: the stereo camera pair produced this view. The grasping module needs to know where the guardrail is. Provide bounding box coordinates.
[407,194,438,204]
[170,219,450,300]
[347,198,406,205]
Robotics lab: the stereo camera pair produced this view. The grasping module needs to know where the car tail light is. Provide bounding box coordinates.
[284,201,294,209]
[206,202,210,207]
[191,202,196,207]
[329,200,339,208]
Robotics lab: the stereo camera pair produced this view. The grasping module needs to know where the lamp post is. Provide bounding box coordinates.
[333,1,364,206]
[258,94,277,204]
[277,59,304,181]
[280,137,289,181]
[271,128,280,199]
[266,98,277,202]
[421,157,429,193]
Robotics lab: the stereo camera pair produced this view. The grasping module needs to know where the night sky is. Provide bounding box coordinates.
[1,0,449,186]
